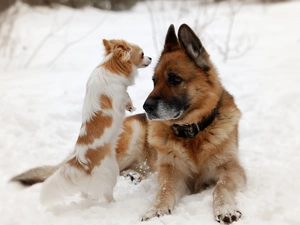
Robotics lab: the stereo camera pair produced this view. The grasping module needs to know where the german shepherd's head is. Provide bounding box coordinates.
[143,24,223,123]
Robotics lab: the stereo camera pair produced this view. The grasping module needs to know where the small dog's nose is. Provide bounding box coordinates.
[143,98,157,113]
[149,57,152,61]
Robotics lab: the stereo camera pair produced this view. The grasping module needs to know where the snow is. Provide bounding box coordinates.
[1,1,300,225]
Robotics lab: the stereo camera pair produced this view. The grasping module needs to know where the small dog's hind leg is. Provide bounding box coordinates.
[81,192,89,199]
[104,192,115,203]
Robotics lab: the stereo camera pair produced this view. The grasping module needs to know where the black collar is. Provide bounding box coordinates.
[172,108,218,138]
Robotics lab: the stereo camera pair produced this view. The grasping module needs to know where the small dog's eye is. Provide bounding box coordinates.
[167,71,183,86]
[141,52,144,57]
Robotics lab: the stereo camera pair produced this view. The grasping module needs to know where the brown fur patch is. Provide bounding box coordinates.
[67,143,111,173]
[100,94,113,110]
[76,111,112,145]
[85,143,111,171]
[67,156,84,171]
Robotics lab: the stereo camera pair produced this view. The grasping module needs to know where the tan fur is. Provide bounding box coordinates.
[100,94,113,110]
[85,143,112,171]
[76,111,113,145]
[130,44,144,66]
[116,114,156,176]
[66,156,85,173]
[116,118,134,159]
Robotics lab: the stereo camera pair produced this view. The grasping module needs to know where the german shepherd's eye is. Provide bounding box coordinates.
[167,70,183,86]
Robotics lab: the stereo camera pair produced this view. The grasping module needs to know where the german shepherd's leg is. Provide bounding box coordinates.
[120,169,145,184]
[213,161,246,223]
[117,114,156,183]
[142,164,188,221]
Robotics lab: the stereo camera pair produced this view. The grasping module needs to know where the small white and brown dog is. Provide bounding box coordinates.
[40,39,151,205]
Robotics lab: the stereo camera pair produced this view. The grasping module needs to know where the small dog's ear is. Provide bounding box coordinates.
[123,46,132,53]
[103,39,111,54]
[120,50,131,63]
[178,24,210,71]
[117,43,131,63]
[163,24,180,53]
[116,42,131,53]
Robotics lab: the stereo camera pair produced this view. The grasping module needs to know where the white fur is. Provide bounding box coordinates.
[40,52,141,206]
[81,65,136,124]
[40,155,118,205]
[139,56,152,68]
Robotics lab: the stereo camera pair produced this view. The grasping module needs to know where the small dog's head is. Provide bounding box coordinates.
[103,39,152,69]
[128,43,152,68]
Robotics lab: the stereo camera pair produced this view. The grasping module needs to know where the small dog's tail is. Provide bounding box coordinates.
[39,163,83,205]
[10,164,61,186]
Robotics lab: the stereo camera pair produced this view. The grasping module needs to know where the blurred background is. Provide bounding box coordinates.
[0,0,293,70]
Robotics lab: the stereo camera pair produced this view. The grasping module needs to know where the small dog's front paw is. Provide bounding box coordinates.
[130,106,136,112]
[141,206,172,221]
[215,206,242,224]
[125,103,136,112]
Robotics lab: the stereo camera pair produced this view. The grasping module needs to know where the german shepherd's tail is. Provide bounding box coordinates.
[10,164,61,186]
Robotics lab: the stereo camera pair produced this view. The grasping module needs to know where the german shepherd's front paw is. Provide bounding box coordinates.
[141,206,172,221]
[214,205,242,224]
[121,170,144,185]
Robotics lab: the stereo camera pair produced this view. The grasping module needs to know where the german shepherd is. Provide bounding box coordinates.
[11,24,246,224]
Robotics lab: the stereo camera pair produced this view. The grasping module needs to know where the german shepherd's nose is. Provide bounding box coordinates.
[143,98,158,114]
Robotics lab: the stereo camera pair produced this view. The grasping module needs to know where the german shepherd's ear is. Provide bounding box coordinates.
[178,24,210,71]
[163,24,180,53]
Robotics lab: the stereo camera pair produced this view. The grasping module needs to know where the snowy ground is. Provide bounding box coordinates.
[1,1,300,225]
